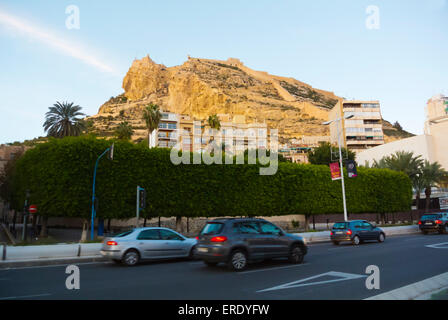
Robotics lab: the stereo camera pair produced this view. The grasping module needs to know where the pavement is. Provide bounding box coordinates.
[0,233,447,300]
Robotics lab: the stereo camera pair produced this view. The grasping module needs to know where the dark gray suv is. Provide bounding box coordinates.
[194,218,308,271]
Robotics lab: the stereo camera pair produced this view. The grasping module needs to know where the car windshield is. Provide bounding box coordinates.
[421,214,440,220]
[201,222,224,235]
[333,222,348,229]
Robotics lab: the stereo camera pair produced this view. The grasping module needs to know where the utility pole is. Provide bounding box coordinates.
[323,114,353,222]
[21,189,30,242]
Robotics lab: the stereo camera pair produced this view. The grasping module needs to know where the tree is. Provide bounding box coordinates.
[114,121,134,141]
[142,103,162,148]
[43,101,86,138]
[393,121,403,131]
[207,114,221,131]
[420,160,448,210]
[307,142,355,165]
[376,151,423,180]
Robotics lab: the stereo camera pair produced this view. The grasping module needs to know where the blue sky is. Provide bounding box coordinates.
[0,0,447,143]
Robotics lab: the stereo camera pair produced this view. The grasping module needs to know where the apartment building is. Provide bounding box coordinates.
[149,111,178,148]
[329,100,385,153]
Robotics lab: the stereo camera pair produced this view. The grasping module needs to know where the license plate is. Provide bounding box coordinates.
[425,222,432,225]
[197,247,208,253]
[336,231,343,234]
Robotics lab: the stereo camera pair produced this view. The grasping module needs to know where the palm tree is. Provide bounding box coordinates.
[207,114,221,131]
[43,101,86,138]
[421,160,448,210]
[381,151,423,180]
[207,114,221,146]
[114,121,134,141]
[142,103,162,148]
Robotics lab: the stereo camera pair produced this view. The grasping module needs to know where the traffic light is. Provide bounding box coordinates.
[139,188,146,209]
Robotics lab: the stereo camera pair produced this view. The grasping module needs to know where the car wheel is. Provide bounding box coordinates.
[289,245,304,264]
[352,235,361,245]
[122,249,139,266]
[378,233,385,243]
[204,261,218,267]
[228,250,248,271]
[332,241,340,246]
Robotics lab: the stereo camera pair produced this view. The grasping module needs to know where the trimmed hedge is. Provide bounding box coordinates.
[9,136,413,220]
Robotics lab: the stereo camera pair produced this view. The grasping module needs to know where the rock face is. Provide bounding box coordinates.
[90,55,341,141]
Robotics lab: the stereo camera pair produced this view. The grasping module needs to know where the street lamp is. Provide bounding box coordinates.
[91,143,114,240]
[322,114,353,222]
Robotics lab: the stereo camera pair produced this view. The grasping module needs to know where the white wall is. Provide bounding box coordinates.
[356,135,435,167]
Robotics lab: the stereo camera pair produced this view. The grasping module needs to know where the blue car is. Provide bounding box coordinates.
[330,220,385,245]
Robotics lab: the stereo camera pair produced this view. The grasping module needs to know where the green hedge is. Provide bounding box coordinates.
[9,136,413,220]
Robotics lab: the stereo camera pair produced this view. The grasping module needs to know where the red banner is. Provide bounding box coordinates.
[330,162,341,181]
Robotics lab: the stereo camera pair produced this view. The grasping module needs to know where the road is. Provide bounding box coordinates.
[0,233,447,300]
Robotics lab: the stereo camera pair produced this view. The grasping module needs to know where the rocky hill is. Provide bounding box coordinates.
[87,55,411,143]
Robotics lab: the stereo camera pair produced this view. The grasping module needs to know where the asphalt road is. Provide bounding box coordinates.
[0,233,447,300]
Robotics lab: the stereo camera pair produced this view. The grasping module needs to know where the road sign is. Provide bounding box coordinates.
[29,204,37,214]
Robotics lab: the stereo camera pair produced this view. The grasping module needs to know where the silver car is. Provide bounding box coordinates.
[100,227,197,266]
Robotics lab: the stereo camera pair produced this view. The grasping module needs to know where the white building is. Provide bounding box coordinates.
[356,94,448,173]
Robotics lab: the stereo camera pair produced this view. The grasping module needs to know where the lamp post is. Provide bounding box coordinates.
[91,143,114,240]
[323,114,353,222]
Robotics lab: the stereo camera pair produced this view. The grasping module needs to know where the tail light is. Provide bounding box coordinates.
[330,231,333,236]
[106,241,118,246]
[346,230,352,235]
[435,220,442,225]
[195,236,199,240]
[210,236,227,242]
[418,221,422,225]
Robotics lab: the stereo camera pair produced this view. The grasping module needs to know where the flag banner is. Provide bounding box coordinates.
[330,162,341,181]
[347,160,358,178]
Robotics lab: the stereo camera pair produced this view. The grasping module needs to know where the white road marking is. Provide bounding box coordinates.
[425,242,448,249]
[239,263,309,275]
[257,271,366,293]
[0,293,52,300]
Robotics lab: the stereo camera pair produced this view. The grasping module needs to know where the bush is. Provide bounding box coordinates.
[8,136,412,221]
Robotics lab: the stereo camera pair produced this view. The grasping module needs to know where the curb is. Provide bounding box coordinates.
[365,271,448,300]
[0,255,107,269]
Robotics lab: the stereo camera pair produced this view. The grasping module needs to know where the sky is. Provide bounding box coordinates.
[0,0,447,144]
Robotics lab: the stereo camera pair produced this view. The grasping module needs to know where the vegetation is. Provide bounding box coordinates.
[142,103,162,147]
[4,136,412,225]
[308,142,356,165]
[43,101,86,138]
[114,121,134,141]
[207,114,221,131]
[370,151,448,210]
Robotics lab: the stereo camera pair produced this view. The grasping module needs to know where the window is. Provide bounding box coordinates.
[236,221,261,234]
[259,222,282,235]
[200,222,224,235]
[332,222,348,229]
[362,222,373,229]
[168,123,177,129]
[137,229,160,240]
[159,229,183,241]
